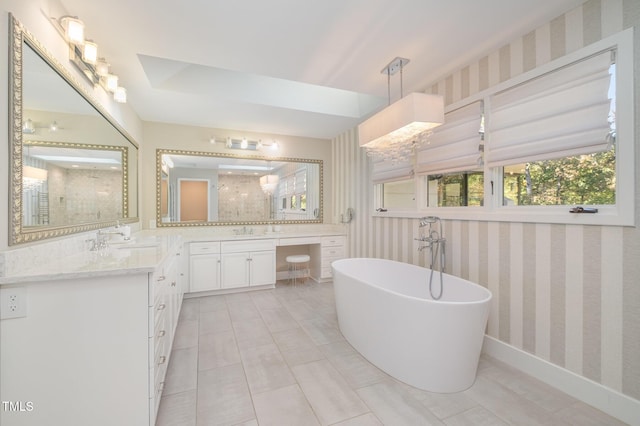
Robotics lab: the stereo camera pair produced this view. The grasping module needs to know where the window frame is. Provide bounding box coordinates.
[372,29,634,226]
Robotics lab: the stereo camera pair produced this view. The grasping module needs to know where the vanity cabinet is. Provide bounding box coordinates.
[188,239,276,293]
[189,242,222,292]
[0,244,185,426]
[221,240,276,288]
[149,245,184,419]
[310,235,346,281]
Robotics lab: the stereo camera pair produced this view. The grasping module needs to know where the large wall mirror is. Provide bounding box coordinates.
[157,149,322,226]
[9,14,139,245]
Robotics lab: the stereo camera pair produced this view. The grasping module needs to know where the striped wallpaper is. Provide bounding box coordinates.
[331,0,640,402]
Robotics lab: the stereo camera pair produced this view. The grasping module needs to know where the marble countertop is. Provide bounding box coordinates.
[0,228,346,285]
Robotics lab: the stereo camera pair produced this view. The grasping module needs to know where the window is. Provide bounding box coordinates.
[422,171,484,207]
[489,48,617,211]
[503,148,615,206]
[381,179,416,209]
[370,29,633,225]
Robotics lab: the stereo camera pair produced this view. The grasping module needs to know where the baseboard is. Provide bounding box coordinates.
[183,283,275,298]
[482,336,640,426]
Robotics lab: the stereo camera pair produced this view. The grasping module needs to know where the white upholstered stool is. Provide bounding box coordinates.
[286,254,310,286]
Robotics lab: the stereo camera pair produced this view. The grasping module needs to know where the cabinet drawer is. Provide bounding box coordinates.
[321,266,333,279]
[191,241,221,255]
[322,235,345,247]
[322,246,345,259]
[222,239,276,253]
[279,236,320,246]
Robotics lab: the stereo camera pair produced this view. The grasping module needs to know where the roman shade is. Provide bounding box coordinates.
[487,49,614,168]
[371,156,413,184]
[416,101,483,175]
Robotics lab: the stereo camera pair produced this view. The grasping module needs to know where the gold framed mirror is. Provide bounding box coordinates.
[8,14,139,245]
[156,149,323,226]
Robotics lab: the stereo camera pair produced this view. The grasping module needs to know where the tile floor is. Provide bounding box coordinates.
[155,280,626,426]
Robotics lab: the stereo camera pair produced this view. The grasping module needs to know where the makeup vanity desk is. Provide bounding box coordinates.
[184,228,347,296]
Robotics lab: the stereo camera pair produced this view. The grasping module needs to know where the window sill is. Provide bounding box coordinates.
[372,205,634,227]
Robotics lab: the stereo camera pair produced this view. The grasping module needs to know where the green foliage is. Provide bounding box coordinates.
[503,146,616,206]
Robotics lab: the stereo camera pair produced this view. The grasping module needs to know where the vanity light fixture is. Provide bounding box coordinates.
[51,14,127,103]
[212,136,279,152]
[358,57,444,162]
[22,119,63,134]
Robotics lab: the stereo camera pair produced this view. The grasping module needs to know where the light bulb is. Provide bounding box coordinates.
[105,74,118,92]
[114,87,127,103]
[82,41,98,64]
[61,16,84,45]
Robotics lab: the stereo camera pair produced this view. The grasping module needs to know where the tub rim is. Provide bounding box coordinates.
[332,257,492,306]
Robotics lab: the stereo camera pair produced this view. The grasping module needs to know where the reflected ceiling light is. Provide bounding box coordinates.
[358,57,444,162]
[260,174,279,194]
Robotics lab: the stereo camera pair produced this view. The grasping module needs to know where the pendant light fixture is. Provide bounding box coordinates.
[358,57,444,162]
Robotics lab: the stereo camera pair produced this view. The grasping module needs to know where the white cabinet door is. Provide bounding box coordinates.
[189,254,221,292]
[250,250,276,286]
[221,252,250,288]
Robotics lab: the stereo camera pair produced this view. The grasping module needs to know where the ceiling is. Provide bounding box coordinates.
[58,0,586,140]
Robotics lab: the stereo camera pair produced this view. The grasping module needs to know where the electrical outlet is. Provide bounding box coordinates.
[1,287,27,319]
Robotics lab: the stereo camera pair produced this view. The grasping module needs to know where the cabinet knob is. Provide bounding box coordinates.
[158,356,167,365]
[158,330,166,338]
[158,303,166,311]
[156,275,166,282]
[171,281,176,287]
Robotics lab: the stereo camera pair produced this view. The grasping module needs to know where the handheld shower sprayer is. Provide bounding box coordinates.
[415,216,446,300]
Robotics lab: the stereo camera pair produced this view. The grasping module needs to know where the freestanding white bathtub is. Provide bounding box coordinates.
[332,258,492,393]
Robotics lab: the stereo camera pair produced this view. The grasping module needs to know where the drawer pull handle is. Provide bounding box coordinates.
[158,303,166,311]
[158,330,166,338]
[158,356,166,365]
[156,275,166,282]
